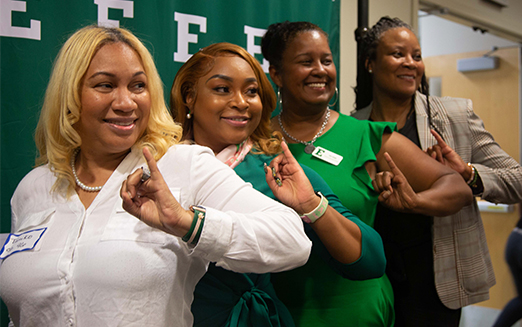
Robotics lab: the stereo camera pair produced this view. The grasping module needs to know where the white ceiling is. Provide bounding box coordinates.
[418,11,519,58]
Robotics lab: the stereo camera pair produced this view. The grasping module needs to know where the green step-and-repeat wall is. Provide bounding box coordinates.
[0,0,339,325]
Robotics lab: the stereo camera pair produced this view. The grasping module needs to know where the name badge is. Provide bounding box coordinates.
[312,146,343,166]
[0,228,47,260]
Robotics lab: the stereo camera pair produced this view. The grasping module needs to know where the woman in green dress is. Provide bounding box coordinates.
[169,42,387,327]
[261,21,473,326]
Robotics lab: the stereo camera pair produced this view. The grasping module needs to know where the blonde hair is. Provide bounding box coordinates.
[170,42,282,155]
[34,25,181,196]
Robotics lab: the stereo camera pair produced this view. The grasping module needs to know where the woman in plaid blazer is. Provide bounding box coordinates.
[352,16,522,327]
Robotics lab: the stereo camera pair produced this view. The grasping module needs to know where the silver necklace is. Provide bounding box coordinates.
[278,108,330,154]
[71,149,103,192]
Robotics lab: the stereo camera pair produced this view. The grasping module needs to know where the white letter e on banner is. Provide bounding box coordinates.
[0,0,41,40]
[174,12,207,63]
[94,0,134,28]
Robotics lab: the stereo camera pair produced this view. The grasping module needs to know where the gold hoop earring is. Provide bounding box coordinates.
[328,87,339,107]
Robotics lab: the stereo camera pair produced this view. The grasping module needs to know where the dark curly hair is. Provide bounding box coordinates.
[261,21,328,71]
[354,16,430,110]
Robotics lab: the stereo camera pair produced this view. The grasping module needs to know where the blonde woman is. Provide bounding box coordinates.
[0,25,311,327]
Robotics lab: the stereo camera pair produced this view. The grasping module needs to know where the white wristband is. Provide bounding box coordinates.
[301,192,329,224]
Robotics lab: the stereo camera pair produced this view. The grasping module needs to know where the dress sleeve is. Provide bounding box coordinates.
[352,120,396,191]
[465,99,522,203]
[301,164,386,280]
[186,147,312,274]
[366,120,397,156]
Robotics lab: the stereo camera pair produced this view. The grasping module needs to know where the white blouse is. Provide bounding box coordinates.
[0,144,311,327]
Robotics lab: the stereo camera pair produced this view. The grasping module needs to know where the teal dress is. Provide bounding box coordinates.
[272,114,397,326]
[191,150,386,327]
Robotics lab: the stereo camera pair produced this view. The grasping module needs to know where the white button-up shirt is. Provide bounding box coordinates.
[0,144,311,327]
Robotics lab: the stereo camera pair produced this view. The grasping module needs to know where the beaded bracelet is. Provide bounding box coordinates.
[466,163,478,186]
[182,205,206,245]
[301,192,329,224]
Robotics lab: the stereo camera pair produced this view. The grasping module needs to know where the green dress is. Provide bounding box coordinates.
[272,114,397,326]
[191,150,386,327]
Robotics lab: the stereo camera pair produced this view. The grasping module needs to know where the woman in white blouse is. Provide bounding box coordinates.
[0,25,311,327]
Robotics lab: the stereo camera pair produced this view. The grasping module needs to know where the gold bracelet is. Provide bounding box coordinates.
[466,163,475,185]
[466,163,479,186]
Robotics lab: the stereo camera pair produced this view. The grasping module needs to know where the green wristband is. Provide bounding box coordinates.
[183,205,206,245]
[182,212,199,242]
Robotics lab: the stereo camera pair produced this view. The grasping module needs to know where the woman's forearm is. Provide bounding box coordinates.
[414,171,473,216]
[310,206,362,264]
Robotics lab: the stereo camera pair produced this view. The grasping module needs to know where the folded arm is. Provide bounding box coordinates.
[376,132,473,216]
[121,146,312,274]
[466,101,522,203]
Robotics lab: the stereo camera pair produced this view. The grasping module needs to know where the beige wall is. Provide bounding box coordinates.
[339,0,416,114]
[339,0,522,115]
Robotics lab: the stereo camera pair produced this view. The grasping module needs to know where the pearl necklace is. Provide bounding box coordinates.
[278,108,330,154]
[71,149,103,192]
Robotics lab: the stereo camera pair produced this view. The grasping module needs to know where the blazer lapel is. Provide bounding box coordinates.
[416,92,457,151]
[415,92,433,150]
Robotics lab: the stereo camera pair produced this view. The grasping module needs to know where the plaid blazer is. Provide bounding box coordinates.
[351,91,522,309]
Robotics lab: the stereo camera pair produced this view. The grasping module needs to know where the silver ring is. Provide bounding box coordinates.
[141,167,151,182]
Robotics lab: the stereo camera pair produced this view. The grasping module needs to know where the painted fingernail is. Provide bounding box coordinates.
[272,169,282,186]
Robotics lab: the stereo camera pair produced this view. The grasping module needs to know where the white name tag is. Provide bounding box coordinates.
[0,228,47,260]
[312,146,343,166]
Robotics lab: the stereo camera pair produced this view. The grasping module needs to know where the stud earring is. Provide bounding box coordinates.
[368,69,373,74]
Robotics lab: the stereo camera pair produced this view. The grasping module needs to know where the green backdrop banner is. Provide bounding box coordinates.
[0,0,339,324]
[0,0,339,229]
